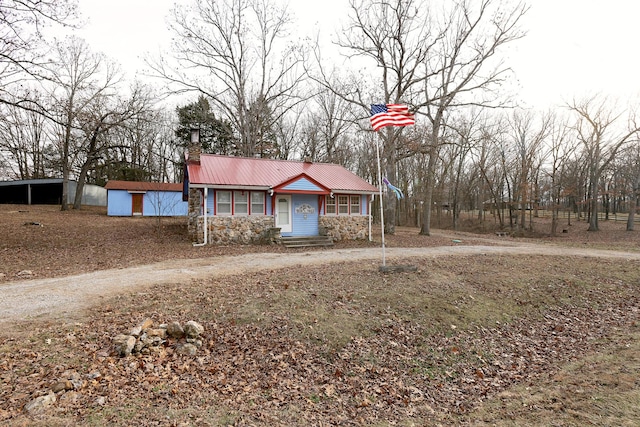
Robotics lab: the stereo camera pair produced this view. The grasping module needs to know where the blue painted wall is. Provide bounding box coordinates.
[144,191,188,216]
[360,194,368,215]
[290,194,319,237]
[107,190,187,216]
[107,190,132,216]
[281,177,323,192]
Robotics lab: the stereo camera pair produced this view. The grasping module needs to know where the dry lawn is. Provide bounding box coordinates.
[0,204,639,426]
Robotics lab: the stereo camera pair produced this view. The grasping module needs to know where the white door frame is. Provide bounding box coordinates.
[275,194,292,233]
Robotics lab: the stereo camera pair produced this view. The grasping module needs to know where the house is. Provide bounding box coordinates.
[0,178,106,206]
[105,180,188,217]
[184,151,379,245]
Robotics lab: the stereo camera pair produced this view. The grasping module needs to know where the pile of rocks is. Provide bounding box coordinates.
[113,318,205,357]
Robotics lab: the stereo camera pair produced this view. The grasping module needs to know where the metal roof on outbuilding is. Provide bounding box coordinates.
[104,181,183,192]
[186,155,378,193]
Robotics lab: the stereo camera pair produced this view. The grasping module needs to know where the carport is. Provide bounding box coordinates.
[0,179,106,206]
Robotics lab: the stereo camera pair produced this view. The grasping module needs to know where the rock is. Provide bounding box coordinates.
[166,321,185,339]
[138,318,154,330]
[184,321,204,338]
[58,391,79,404]
[147,328,167,339]
[87,371,102,380]
[63,371,84,390]
[129,325,143,337]
[16,270,34,278]
[51,380,73,393]
[186,338,203,348]
[113,334,136,357]
[176,343,198,356]
[94,396,106,406]
[24,392,56,414]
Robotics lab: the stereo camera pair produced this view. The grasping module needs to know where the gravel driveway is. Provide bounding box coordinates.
[2,242,640,324]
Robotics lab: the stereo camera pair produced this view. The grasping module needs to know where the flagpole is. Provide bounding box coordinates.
[375,137,386,266]
[370,103,414,268]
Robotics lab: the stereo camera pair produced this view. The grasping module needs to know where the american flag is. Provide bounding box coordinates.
[370,104,415,131]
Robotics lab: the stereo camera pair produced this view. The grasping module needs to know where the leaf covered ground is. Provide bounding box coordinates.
[0,205,639,426]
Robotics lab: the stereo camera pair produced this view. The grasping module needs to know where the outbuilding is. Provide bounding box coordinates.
[0,178,106,206]
[105,181,188,217]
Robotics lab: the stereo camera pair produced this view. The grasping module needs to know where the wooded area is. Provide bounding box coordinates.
[1,0,639,232]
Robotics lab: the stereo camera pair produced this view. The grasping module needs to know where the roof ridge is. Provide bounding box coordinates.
[198,153,340,167]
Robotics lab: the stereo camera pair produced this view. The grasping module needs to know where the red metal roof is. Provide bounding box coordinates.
[104,180,182,192]
[187,155,378,193]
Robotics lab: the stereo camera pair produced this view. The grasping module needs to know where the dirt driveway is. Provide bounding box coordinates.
[2,238,639,324]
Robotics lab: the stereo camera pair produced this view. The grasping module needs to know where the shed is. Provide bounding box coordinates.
[105,181,188,217]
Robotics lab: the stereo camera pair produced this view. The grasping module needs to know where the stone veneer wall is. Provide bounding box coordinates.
[187,188,202,242]
[189,214,370,244]
[319,215,370,241]
[195,215,277,244]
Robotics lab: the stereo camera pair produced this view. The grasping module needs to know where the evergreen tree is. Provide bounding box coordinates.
[175,96,237,155]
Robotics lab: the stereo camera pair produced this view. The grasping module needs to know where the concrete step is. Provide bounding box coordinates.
[281,235,334,248]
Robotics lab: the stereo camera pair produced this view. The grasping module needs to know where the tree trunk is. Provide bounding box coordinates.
[74,131,100,209]
[60,124,71,211]
[73,160,92,209]
[588,174,599,231]
[419,144,439,236]
[627,194,637,231]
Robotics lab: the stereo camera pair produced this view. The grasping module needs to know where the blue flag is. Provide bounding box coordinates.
[383,177,404,199]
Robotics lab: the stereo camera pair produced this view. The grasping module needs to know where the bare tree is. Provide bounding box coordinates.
[618,143,640,231]
[507,110,550,231]
[149,0,306,157]
[299,89,357,164]
[0,1,78,113]
[544,112,576,235]
[418,0,527,235]
[47,36,122,210]
[474,116,512,229]
[0,96,48,179]
[315,0,434,233]
[447,110,487,229]
[569,96,640,231]
[312,0,526,234]
[71,83,154,209]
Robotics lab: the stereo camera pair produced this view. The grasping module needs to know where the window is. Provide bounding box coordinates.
[338,195,349,214]
[216,191,231,215]
[350,195,361,215]
[325,196,336,214]
[234,191,248,215]
[250,192,265,215]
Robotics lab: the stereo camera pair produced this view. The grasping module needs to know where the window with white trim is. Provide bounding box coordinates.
[216,190,231,215]
[234,191,248,215]
[350,195,361,215]
[250,192,265,215]
[338,195,349,214]
[325,196,336,214]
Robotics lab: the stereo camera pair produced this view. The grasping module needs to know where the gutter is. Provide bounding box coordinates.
[192,187,208,247]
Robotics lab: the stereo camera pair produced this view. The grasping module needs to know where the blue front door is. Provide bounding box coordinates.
[291,194,319,236]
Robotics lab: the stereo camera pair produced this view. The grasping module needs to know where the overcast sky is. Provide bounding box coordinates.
[70,0,640,110]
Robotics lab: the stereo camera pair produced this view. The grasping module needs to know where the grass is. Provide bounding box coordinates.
[2,254,639,425]
[458,330,640,426]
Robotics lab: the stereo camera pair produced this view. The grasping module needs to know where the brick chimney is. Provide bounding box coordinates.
[188,128,201,164]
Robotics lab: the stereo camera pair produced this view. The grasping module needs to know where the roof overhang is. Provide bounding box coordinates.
[272,172,331,194]
[188,184,271,191]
